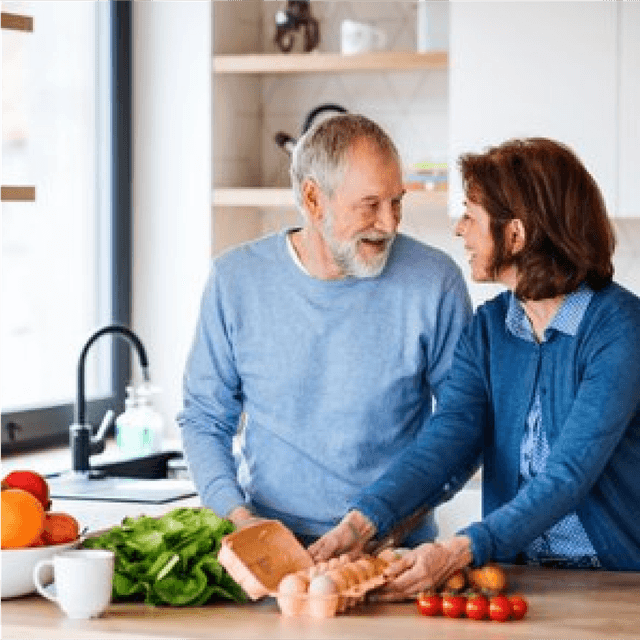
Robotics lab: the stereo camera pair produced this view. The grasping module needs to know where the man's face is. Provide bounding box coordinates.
[319,139,404,278]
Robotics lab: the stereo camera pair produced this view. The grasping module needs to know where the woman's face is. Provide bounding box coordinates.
[454,199,496,282]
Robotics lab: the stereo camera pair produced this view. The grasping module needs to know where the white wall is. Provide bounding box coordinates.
[132,1,212,439]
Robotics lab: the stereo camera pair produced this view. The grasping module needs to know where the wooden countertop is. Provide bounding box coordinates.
[3,566,640,640]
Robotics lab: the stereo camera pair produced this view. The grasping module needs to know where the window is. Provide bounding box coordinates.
[1,1,132,453]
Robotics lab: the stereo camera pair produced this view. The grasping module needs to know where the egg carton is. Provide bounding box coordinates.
[274,552,393,617]
[218,520,394,617]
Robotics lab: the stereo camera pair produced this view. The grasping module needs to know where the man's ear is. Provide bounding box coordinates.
[508,218,526,255]
[302,179,324,224]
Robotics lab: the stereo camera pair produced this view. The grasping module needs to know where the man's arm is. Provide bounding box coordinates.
[177,265,247,520]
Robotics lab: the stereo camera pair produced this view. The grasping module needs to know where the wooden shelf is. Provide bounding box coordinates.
[212,187,447,209]
[1,11,33,32]
[1,186,36,202]
[213,50,447,75]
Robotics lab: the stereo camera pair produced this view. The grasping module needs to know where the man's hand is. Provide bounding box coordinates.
[308,510,377,562]
[375,536,473,601]
[227,505,264,530]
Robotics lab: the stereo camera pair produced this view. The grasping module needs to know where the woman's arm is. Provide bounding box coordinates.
[351,323,488,539]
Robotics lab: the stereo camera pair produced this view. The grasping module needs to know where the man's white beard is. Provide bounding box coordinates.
[322,208,395,278]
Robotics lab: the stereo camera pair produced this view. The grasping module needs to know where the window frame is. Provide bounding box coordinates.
[1,1,133,455]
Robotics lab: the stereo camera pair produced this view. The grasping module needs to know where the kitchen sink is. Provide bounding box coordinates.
[45,450,198,504]
[90,450,187,480]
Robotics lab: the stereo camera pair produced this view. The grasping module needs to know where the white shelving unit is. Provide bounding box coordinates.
[212,47,450,254]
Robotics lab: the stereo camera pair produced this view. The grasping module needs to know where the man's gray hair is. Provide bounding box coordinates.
[289,113,401,215]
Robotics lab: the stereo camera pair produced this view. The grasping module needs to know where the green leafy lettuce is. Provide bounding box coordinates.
[82,507,246,606]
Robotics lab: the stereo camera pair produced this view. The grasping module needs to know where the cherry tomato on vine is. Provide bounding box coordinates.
[442,594,466,619]
[466,593,489,620]
[489,594,512,622]
[509,594,529,620]
[416,592,442,616]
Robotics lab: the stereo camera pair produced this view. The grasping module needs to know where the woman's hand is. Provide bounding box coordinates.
[375,536,473,601]
[308,510,377,562]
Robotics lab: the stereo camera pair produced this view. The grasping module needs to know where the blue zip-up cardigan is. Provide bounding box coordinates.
[353,282,640,569]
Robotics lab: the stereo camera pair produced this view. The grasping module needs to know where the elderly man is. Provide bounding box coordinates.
[178,114,472,545]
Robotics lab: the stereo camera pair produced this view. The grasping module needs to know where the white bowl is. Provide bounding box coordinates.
[1,539,81,599]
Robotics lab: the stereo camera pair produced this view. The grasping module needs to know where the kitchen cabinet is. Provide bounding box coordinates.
[1,11,36,203]
[4,566,640,639]
[449,2,632,218]
[212,2,450,256]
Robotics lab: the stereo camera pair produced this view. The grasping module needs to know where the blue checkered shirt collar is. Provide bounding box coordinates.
[505,284,594,343]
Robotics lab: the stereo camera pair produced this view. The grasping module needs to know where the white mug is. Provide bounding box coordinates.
[341,19,387,55]
[33,549,115,619]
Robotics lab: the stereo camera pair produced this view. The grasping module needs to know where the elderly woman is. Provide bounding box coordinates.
[309,137,640,599]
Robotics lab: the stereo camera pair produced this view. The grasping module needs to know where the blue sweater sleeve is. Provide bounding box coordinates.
[352,322,486,539]
[177,264,246,517]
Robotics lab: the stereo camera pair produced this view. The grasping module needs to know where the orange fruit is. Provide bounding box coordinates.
[1,488,46,548]
[469,564,508,595]
[2,470,51,510]
[42,512,80,545]
[29,533,46,547]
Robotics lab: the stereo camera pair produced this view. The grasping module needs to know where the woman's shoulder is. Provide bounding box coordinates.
[576,282,640,351]
[457,291,512,349]
[588,282,640,324]
[473,290,511,325]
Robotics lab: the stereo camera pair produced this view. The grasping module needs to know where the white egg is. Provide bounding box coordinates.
[309,574,338,595]
[308,574,339,618]
[278,573,308,595]
[277,573,309,617]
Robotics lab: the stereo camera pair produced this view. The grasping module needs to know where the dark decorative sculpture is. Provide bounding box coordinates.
[274,1,320,53]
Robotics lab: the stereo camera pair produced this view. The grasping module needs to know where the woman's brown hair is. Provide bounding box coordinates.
[459,137,615,300]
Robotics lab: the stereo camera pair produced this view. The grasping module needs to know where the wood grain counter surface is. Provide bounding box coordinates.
[3,566,640,640]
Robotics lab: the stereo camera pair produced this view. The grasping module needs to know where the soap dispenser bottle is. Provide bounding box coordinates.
[115,385,140,457]
[134,383,163,455]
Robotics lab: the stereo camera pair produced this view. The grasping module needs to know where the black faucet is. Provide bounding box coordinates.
[70,324,150,473]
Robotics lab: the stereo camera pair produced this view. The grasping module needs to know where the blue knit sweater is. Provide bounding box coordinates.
[353,282,640,569]
[178,230,472,538]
